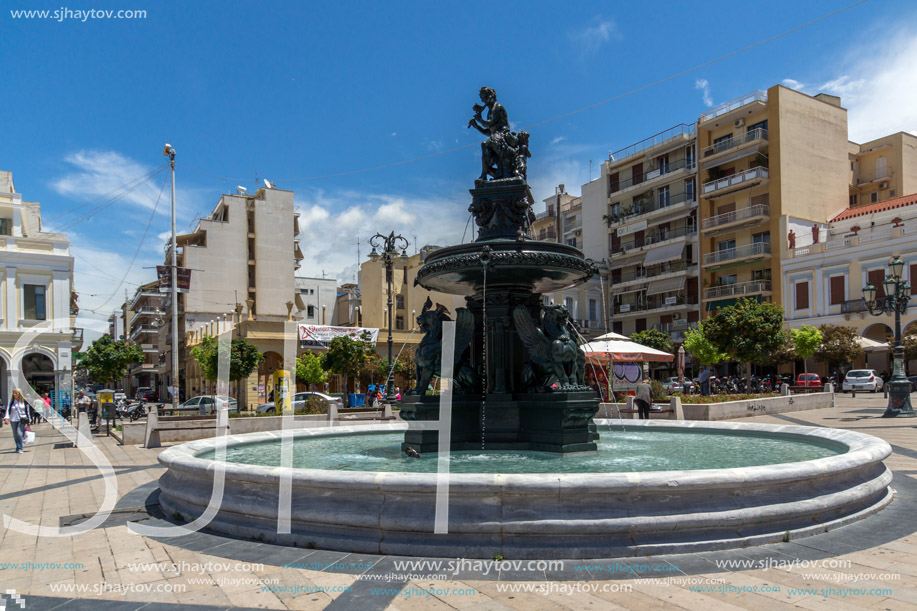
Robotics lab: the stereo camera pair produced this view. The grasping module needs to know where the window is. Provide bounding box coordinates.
[565,297,575,313]
[0,218,11,236]
[396,295,405,309]
[911,264,917,296]
[876,156,887,179]
[565,237,577,247]
[795,281,809,310]
[307,305,316,318]
[871,191,879,204]
[589,299,598,321]
[718,239,736,253]
[713,133,734,153]
[608,172,620,195]
[719,274,737,286]
[658,185,670,208]
[396,316,405,330]
[752,231,770,245]
[867,269,885,299]
[829,276,845,305]
[685,178,695,202]
[849,194,858,207]
[747,120,768,136]
[685,146,695,169]
[656,154,669,174]
[24,285,46,320]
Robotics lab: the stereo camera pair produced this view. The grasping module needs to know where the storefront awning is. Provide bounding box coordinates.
[643,242,685,266]
[646,276,686,295]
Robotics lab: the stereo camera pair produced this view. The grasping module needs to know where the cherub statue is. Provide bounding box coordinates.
[512,304,586,390]
[412,298,477,394]
[468,87,514,181]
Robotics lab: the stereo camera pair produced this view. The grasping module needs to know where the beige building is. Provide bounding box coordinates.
[849,132,917,208]
[582,123,699,341]
[0,171,78,400]
[161,186,304,408]
[126,281,161,395]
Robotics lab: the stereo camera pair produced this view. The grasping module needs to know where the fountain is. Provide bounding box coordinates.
[154,88,893,559]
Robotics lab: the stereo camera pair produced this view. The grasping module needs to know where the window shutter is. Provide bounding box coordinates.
[830,276,845,305]
[795,282,809,310]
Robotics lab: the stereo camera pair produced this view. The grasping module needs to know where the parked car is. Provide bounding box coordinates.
[176,395,239,414]
[114,392,127,402]
[257,391,344,414]
[135,387,159,402]
[661,377,683,394]
[795,373,823,388]
[842,370,884,393]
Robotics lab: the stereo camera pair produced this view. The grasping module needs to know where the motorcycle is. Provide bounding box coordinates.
[127,401,148,422]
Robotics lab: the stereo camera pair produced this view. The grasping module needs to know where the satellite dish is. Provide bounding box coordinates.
[263,179,275,189]
[236,186,249,195]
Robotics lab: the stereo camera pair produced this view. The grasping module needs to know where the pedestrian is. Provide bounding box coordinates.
[4,388,32,454]
[698,366,711,396]
[40,392,52,423]
[635,378,653,420]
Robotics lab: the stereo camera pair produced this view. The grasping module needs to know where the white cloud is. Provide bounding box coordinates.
[784,30,917,142]
[551,136,567,145]
[568,17,618,56]
[695,79,713,107]
[294,189,470,282]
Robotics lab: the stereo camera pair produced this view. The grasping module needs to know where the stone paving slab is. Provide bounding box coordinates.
[1,396,916,610]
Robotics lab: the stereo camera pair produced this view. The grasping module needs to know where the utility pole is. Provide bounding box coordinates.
[163,143,179,412]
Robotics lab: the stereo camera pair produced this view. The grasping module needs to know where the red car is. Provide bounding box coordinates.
[796,373,823,388]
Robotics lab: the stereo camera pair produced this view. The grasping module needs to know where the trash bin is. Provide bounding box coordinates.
[347,393,364,407]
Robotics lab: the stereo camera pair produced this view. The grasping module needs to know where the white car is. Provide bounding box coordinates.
[661,377,683,394]
[114,392,127,402]
[176,395,239,414]
[257,391,343,414]
[842,370,884,393]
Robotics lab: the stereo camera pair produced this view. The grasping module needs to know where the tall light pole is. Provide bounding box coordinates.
[368,231,409,401]
[863,255,914,418]
[163,143,179,412]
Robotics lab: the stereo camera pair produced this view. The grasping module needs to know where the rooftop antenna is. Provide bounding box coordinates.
[413,235,418,254]
[235,186,248,195]
[589,160,593,181]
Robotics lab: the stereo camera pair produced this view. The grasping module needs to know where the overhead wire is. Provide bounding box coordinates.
[45,164,169,224]
[181,0,868,184]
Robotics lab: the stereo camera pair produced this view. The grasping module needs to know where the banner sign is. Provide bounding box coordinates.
[157,266,192,293]
[298,325,379,348]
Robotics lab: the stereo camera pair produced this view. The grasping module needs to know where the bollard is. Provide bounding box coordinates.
[383,402,393,419]
[144,404,160,448]
[326,401,338,424]
[670,395,684,420]
[781,383,790,396]
[625,395,638,420]
[76,412,92,448]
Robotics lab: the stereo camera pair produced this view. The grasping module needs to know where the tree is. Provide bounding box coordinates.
[296,351,327,391]
[77,335,143,387]
[791,325,822,377]
[189,336,263,389]
[682,322,727,367]
[357,351,411,388]
[704,298,789,378]
[630,329,673,354]
[814,324,863,378]
[903,327,917,372]
[322,334,372,407]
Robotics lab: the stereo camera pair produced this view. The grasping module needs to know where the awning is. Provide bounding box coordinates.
[705,294,762,311]
[703,148,758,169]
[643,242,685,266]
[614,285,646,296]
[646,276,686,295]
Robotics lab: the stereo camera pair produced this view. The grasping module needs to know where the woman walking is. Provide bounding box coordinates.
[3,388,31,454]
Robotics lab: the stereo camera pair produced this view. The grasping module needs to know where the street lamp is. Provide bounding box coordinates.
[162,143,179,412]
[369,231,409,401]
[863,255,914,418]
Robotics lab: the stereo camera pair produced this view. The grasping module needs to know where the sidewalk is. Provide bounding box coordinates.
[0,395,915,610]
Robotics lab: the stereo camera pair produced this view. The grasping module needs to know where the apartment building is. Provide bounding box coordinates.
[126,281,161,394]
[295,276,339,326]
[697,86,850,316]
[581,123,700,342]
[534,186,607,338]
[0,171,77,399]
[160,185,303,407]
[849,132,917,208]
[783,193,917,374]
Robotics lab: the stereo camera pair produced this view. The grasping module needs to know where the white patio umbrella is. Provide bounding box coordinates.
[857,337,890,352]
[581,338,674,363]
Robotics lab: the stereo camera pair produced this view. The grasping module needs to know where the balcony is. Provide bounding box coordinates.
[703,242,771,268]
[699,90,767,124]
[607,156,696,196]
[130,325,157,340]
[534,209,556,221]
[702,166,768,198]
[563,217,582,232]
[610,123,696,163]
[70,328,84,351]
[615,295,699,316]
[141,343,158,353]
[700,128,768,162]
[607,191,697,225]
[841,299,868,314]
[536,229,557,241]
[702,203,770,234]
[614,260,696,285]
[704,280,771,300]
[613,224,696,254]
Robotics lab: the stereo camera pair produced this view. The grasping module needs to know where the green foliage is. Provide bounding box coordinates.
[77,335,143,386]
[682,322,727,367]
[791,325,822,376]
[813,324,863,372]
[296,351,327,389]
[675,392,779,404]
[704,298,789,369]
[903,327,917,365]
[189,336,264,382]
[630,329,673,355]
[322,333,372,406]
[650,379,667,402]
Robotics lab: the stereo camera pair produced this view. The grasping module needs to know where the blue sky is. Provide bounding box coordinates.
[3,0,917,327]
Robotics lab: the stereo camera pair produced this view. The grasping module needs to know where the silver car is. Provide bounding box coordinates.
[842,370,884,393]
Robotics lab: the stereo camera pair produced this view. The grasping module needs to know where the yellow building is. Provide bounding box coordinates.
[849,132,917,208]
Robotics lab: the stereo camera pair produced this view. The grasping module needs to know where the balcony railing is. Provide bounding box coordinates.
[702,203,770,230]
[703,242,771,265]
[654,321,699,333]
[564,217,582,232]
[704,280,771,300]
[608,156,696,195]
[536,229,557,241]
[608,191,696,224]
[699,90,767,123]
[614,224,697,253]
[615,295,699,314]
[610,123,696,162]
[841,299,868,314]
[615,260,693,283]
[129,325,157,339]
[702,166,768,196]
[701,128,767,159]
[534,210,556,220]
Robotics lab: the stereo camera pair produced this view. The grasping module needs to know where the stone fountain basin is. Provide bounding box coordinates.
[155,420,893,559]
[415,240,594,295]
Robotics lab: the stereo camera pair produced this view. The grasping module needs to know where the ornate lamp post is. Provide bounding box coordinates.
[368,232,409,401]
[863,256,914,418]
